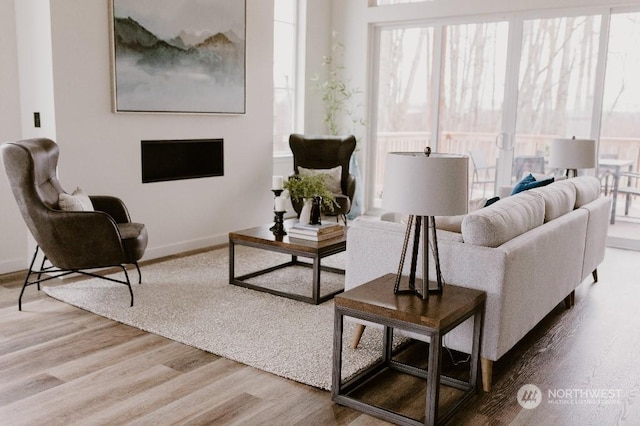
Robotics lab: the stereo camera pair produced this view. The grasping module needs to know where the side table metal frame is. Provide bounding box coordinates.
[332,301,484,425]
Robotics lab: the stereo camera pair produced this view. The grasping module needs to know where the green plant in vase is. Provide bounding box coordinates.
[284,174,337,213]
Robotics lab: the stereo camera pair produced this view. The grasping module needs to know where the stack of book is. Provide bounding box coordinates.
[288,222,345,241]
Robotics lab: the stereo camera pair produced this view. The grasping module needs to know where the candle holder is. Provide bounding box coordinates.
[270,189,285,232]
[272,211,287,236]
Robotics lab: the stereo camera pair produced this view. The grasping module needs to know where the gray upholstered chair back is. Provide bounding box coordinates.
[1,139,66,258]
[2,138,128,270]
[289,134,356,194]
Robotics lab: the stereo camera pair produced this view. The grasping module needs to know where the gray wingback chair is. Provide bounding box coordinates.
[289,134,357,223]
[1,138,148,310]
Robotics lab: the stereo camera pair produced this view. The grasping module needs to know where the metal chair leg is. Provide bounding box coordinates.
[119,265,134,307]
[18,246,40,311]
[134,262,142,284]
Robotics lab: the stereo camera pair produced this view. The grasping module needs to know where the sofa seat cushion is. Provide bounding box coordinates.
[461,191,545,247]
[570,176,601,208]
[530,180,576,222]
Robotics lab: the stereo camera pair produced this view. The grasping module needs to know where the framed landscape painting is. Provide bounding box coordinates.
[110,0,246,114]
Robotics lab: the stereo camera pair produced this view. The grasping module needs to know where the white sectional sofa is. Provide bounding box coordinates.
[345,176,611,391]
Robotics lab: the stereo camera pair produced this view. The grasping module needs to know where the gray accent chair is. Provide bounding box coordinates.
[1,138,148,310]
[289,134,357,224]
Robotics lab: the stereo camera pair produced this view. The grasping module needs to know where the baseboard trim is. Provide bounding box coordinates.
[0,258,27,276]
[0,234,229,276]
[607,236,640,251]
[142,234,229,262]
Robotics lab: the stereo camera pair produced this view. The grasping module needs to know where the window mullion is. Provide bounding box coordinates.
[430,24,444,151]
[590,8,611,152]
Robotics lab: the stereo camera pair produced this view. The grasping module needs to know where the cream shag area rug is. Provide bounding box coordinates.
[43,245,400,390]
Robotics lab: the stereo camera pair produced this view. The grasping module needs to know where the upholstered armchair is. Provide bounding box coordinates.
[289,134,357,223]
[1,138,148,310]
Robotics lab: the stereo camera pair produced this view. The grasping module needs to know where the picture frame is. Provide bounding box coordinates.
[109,0,246,114]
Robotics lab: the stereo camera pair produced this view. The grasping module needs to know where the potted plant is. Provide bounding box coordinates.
[284,174,337,223]
[311,32,366,219]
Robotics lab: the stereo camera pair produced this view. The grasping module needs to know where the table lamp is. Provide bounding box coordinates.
[549,137,596,177]
[382,148,469,299]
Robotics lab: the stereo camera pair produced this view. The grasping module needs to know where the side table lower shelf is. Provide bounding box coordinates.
[331,274,486,425]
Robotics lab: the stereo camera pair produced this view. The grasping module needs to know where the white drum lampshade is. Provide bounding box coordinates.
[549,138,596,176]
[382,151,469,298]
[382,152,469,217]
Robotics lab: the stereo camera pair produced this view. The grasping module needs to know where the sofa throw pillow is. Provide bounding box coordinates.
[298,166,342,194]
[511,173,554,195]
[58,187,94,212]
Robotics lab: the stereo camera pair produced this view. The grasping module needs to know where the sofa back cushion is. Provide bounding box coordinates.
[530,180,576,222]
[462,191,545,247]
[569,176,601,208]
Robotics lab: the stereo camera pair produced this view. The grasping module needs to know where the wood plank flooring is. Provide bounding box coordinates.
[1,247,640,425]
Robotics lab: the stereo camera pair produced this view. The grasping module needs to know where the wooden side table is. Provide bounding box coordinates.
[332,274,486,425]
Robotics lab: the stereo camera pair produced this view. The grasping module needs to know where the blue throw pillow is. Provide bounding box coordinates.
[511,174,554,195]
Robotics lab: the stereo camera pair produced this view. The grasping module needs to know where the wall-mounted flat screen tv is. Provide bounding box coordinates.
[141,139,224,183]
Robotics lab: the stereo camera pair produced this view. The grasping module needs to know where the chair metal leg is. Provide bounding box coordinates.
[120,266,134,307]
[18,246,136,310]
[18,246,41,311]
[134,262,142,284]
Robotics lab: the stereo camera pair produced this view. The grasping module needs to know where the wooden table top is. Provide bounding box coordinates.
[335,274,486,331]
[229,219,347,253]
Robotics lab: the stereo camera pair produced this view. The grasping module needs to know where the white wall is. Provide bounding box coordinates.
[48,0,274,260]
[0,0,275,273]
[0,0,27,273]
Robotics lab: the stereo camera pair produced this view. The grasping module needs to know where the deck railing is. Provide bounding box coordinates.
[374,131,640,203]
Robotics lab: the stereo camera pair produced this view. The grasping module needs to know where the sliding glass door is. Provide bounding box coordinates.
[371,21,509,207]
[372,26,435,206]
[599,11,640,247]
[439,21,509,199]
[513,15,602,181]
[370,8,640,248]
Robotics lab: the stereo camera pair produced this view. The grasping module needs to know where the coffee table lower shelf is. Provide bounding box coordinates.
[228,222,347,305]
[230,255,344,304]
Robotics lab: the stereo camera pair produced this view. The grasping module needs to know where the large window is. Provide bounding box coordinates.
[373,26,435,201]
[514,15,601,157]
[370,7,640,246]
[600,12,640,224]
[273,0,298,155]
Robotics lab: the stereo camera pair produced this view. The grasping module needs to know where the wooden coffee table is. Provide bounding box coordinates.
[228,220,346,304]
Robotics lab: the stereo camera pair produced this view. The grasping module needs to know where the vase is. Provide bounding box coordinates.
[299,198,313,225]
[310,196,322,225]
[347,153,363,220]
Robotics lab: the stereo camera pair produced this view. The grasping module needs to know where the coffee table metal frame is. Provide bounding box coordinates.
[332,274,485,425]
[228,222,346,305]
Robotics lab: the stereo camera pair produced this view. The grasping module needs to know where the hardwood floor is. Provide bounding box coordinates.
[1,247,640,425]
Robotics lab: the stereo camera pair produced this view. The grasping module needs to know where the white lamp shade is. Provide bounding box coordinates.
[382,152,469,216]
[549,138,596,169]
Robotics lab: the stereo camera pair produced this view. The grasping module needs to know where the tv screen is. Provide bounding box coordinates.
[141,139,224,183]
